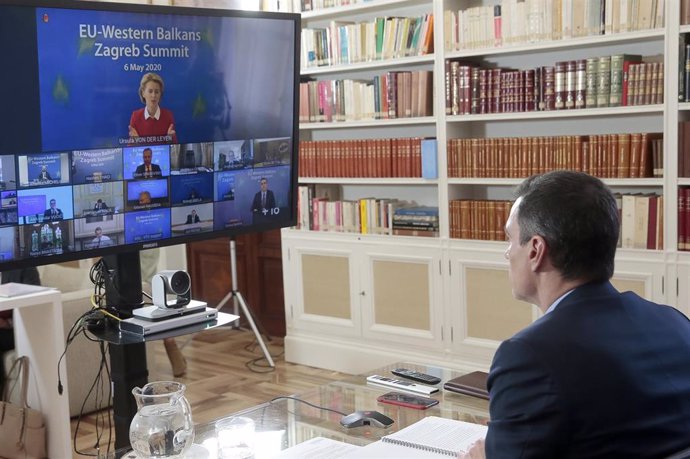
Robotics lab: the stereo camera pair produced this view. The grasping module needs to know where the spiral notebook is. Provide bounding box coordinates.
[344,416,487,458]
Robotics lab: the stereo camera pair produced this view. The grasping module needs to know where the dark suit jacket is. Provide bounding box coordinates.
[37,170,52,181]
[185,214,200,224]
[43,208,63,220]
[486,281,690,458]
[94,202,108,210]
[250,190,276,212]
[134,163,162,178]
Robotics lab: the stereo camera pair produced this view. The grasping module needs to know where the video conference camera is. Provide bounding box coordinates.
[132,270,206,321]
[153,270,191,309]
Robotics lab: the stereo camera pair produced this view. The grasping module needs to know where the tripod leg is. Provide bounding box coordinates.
[179,290,238,351]
[235,291,275,367]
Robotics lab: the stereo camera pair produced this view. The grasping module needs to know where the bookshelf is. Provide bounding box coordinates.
[282,0,678,374]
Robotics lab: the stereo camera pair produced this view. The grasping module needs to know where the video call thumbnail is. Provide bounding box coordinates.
[171,203,213,237]
[0,227,18,261]
[124,209,171,244]
[73,182,124,218]
[214,171,237,202]
[170,173,213,207]
[123,145,170,180]
[18,152,71,188]
[73,214,125,251]
[0,156,17,191]
[126,179,169,211]
[0,191,18,226]
[170,143,213,174]
[17,185,74,224]
[214,200,244,230]
[252,137,291,167]
[19,220,74,258]
[0,226,19,261]
[72,148,124,184]
[214,140,252,171]
[236,166,290,225]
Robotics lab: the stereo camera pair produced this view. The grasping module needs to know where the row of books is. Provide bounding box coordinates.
[445,55,663,116]
[296,185,440,236]
[297,189,664,248]
[447,133,663,179]
[448,193,662,249]
[443,0,665,51]
[679,187,690,251]
[301,15,433,68]
[299,138,438,178]
[299,71,433,123]
[618,193,663,250]
[449,199,511,241]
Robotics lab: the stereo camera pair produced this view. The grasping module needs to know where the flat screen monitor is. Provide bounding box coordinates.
[0,0,300,270]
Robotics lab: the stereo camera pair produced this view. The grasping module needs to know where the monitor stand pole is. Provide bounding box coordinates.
[214,238,275,367]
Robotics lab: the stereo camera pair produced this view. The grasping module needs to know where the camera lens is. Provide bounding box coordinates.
[170,271,190,295]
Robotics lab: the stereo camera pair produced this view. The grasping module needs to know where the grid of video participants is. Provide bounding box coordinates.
[0,137,292,262]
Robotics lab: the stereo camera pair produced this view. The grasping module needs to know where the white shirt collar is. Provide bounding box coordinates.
[544,289,575,315]
[144,106,161,120]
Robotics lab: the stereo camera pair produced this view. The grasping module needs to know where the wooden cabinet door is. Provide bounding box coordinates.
[186,229,286,337]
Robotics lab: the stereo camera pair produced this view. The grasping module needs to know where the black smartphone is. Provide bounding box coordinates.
[377,391,439,410]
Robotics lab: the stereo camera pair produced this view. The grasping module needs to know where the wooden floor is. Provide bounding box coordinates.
[70,328,346,458]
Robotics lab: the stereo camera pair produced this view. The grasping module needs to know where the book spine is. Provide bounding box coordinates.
[597,56,611,108]
[554,61,566,109]
[543,66,555,111]
[524,69,535,112]
[565,60,576,109]
[585,58,598,108]
[492,68,502,114]
[575,59,587,109]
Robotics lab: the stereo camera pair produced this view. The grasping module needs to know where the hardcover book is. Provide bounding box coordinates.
[443,371,489,400]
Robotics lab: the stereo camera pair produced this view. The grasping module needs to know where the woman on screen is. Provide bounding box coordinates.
[128,73,177,143]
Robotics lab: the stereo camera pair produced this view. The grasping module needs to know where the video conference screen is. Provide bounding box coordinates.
[0,0,299,268]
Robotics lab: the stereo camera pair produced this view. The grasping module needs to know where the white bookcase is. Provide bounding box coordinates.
[282,0,681,374]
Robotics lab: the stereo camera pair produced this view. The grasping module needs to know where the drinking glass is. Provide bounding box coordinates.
[215,416,255,459]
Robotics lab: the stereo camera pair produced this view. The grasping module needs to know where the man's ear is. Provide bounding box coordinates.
[529,235,548,272]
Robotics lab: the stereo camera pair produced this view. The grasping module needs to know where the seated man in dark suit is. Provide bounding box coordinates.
[43,199,63,221]
[462,170,690,459]
[185,209,200,224]
[134,148,162,179]
[37,165,52,181]
[93,199,108,211]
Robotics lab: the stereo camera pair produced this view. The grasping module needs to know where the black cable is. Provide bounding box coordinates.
[242,338,284,373]
[69,258,118,456]
[269,396,348,417]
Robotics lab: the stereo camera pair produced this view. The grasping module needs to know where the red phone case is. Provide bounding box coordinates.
[377,392,439,410]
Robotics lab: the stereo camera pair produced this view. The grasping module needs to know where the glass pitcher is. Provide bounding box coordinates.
[129,381,195,458]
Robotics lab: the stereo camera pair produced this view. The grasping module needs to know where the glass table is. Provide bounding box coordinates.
[103,362,489,458]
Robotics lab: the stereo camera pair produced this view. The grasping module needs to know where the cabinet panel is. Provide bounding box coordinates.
[613,253,666,303]
[361,246,444,350]
[284,237,361,339]
[465,267,533,342]
[372,260,430,330]
[302,254,351,319]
